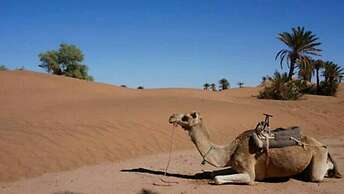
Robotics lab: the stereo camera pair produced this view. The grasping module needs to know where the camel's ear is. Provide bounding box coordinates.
[191,111,201,119]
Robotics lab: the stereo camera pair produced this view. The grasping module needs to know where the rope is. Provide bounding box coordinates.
[153,125,179,186]
[201,145,215,165]
[163,125,176,176]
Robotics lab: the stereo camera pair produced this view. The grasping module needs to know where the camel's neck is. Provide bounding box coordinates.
[188,123,230,167]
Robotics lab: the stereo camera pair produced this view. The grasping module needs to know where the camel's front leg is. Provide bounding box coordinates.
[214,173,253,185]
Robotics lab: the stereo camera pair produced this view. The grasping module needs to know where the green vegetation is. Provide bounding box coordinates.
[0,64,8,71]
[203,79,230,91]
[203,83,210,90]
[276,26,321,80]
[16,66,25,71]
[38,43,93,81]
[237,81,244,88]
[210,83,217,91]
[260,26,343,100]
[258,72,302,100]
[320,61,343,96]
[219,78,230,90]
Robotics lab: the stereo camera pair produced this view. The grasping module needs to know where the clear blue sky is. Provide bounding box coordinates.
[1,0,343,88]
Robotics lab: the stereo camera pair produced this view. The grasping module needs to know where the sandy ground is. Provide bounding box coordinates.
[1,136,343,194]
[0,70,343,194]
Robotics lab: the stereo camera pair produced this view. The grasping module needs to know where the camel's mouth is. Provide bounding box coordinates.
[168,117,178,127]
[168,115,183,127]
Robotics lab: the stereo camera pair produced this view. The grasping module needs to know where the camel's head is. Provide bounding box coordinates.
[168,111,202,130]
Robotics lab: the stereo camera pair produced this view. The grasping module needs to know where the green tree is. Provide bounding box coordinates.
[0,64,8,71]
[38,50,61,74]
[276,26,321,80]
[210,83,217,91]
[323,61,343,83]
[203,83,210,90]
[312,59,324,94]
[237,81,244,88]
[297,57,313,82]
[38,43,93,80]
[219,78,230,90]
[258,71,302,100]
[320,61,343,96]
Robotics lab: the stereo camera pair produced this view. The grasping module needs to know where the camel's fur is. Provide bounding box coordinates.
[169,111,342,185]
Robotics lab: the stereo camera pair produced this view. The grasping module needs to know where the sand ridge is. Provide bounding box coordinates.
[0,71,343,189]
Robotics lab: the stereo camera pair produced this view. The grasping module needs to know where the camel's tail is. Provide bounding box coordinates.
[328,153,342,178]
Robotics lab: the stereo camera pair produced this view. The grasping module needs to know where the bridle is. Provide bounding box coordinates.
[201,145,216,166]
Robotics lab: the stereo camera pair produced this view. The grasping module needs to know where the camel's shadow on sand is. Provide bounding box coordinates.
[121,167,302,183]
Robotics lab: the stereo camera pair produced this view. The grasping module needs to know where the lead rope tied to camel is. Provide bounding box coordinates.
[201,145,215,165]
[153,125,179,186]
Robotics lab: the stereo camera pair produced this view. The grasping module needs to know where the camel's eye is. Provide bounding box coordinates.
[182,115,189,122]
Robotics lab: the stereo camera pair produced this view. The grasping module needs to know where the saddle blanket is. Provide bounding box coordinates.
[254,126,302,148]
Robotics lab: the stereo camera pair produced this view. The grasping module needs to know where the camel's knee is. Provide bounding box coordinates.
[310,150,328,182]
[311,176,324,183]
[214,173,253,185]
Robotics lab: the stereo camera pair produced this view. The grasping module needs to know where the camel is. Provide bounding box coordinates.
[168,111,342,185]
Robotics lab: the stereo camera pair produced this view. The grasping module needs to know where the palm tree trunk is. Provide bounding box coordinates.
[288,59,296,80]
[316,68,320,94]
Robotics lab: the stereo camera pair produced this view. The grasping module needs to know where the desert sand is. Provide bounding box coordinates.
[0,70,343,194]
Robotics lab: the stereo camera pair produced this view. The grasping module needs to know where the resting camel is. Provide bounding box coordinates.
[168,111,341,185]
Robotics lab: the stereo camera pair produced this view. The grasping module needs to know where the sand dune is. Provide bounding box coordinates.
[0,70,343,193]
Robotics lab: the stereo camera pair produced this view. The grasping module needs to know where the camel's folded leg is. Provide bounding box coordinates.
[310,149,329,182]
[214,173,252,185]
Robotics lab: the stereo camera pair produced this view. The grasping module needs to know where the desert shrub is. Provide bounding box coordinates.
[318,81,339,96]
[294,80,317,95]
[258,72,302,100]
[16,66,25,71]
[120,85,127,88]
[0,65,8,71]
[137,86,144,89]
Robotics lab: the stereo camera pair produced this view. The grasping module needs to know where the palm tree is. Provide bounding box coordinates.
[311,59,324,94]
[210,83,217,91]
[203,83,210,90]
[219,78,230,90]
[237,81,244,88]
[276,26,321,80]
[297,57,313,82]
[322,61,343,96]
[323,61,344,83]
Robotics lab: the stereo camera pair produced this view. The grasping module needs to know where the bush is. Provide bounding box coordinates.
[16,66,25,71]
[258,72,302,100]
[294,80,317,95]
[137,86,144,89]
[318,81,339,96]
[0,65,8,71]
